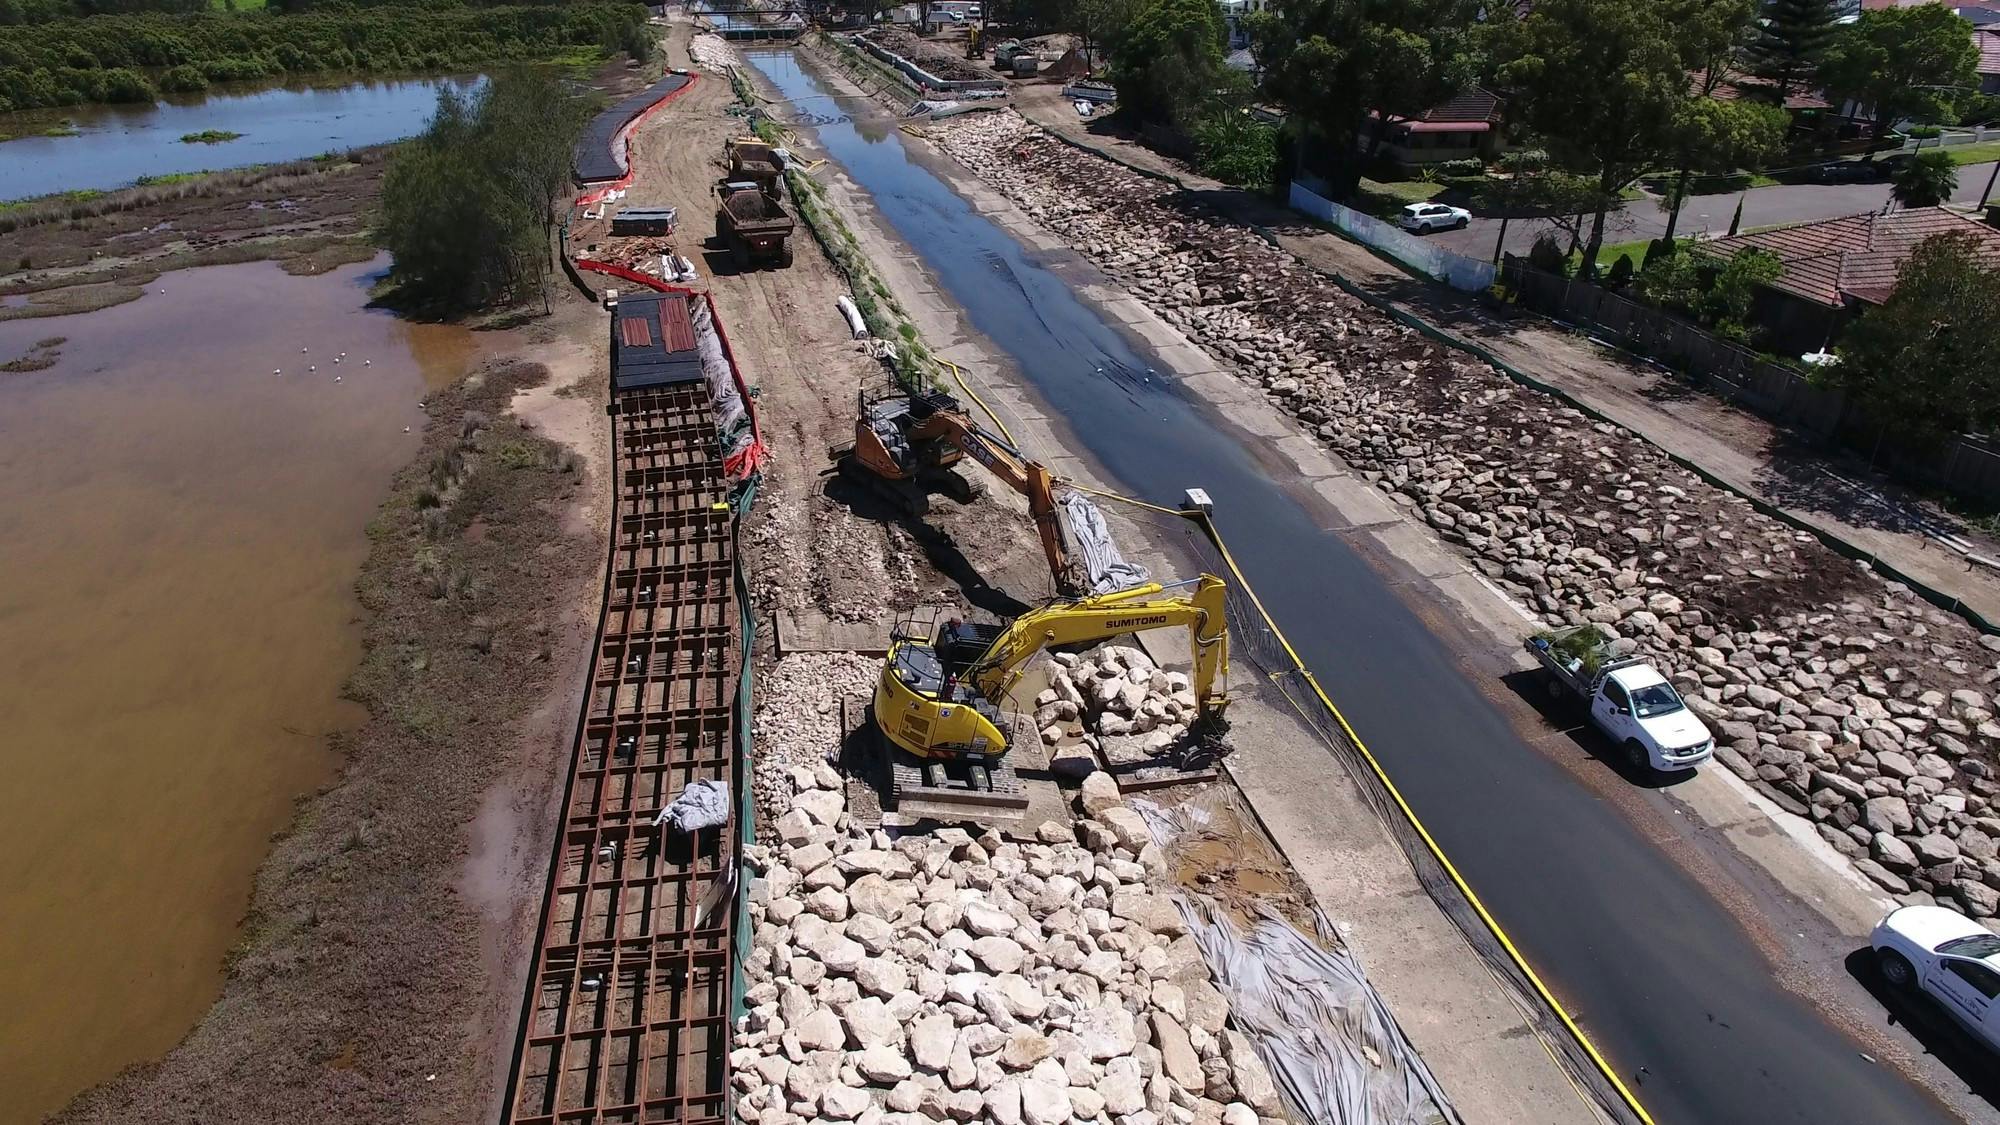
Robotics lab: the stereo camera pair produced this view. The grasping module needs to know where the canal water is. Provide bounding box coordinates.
[739,48,1954,1125]
[0,75,481,201]
[0,256,473,1123]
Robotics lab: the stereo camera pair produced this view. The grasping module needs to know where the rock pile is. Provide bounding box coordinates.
[1031,648,1200,774]
[736,768,1287,1125]
[751,653,883,821]
[930,110,2000,918]
[690,32,742,73]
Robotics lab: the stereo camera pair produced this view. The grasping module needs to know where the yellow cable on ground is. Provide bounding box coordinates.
[1192,510,1655,1125]
[940,359,1018,446]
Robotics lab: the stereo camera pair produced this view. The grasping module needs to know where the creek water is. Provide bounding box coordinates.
[0,255,473,1123]
[0,74,481,201]
[741,48,1954,1125]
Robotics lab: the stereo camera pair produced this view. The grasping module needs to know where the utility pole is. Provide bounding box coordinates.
[1981,157,1999,212]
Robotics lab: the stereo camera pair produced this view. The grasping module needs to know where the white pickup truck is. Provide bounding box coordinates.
[1872,905,2000,1053]
[1526,625,1714,772]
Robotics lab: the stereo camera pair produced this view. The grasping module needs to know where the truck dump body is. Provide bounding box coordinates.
[714,188,795,269]
[718,191,791,230]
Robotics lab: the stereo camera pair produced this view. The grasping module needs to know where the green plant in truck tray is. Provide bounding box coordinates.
[1540,625,1611,674]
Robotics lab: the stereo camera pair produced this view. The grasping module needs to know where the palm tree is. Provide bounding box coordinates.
[1890,150,1958,209]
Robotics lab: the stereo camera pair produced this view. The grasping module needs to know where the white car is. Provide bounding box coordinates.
[1587,663,1715,771]
[1397,202,1470,233]
[1871,904,2000,1052]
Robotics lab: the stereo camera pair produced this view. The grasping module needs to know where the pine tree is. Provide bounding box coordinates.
[1743,0,1843,99]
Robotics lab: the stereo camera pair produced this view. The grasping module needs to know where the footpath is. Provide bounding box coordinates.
[1012,87,2000,633]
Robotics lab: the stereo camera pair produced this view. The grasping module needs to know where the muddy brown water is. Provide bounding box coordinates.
[0,256,473,1123]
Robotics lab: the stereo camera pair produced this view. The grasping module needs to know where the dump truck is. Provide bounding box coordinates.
[1526,624,1714,773]
[993,40,1038,77]
[714,182,794,270]
[725,136,784,197]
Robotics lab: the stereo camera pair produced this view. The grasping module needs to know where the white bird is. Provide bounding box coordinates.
[339,352,347,359]
[333,356,341,364]
[273,369,282,375]
[364,359,372,366]
[301,347,309,353]
[308,365,316,372]
[403,426,411,433]
[418,401,426,410]
[334,375,342,382]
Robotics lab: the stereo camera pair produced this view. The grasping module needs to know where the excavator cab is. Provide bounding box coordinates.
[879,610,1014,771]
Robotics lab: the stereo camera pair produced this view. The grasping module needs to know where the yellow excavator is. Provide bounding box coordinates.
[831,386,1084,596]
[872,574,1232,796]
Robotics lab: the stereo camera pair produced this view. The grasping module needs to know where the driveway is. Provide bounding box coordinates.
[1429,160,2000,259]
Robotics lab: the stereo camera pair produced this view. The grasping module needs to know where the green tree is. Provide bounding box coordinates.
[1658,0,1785,245]
[1742,0,1842,99]
[1068,0,1135,68]
[1659,98,1788,243]
[1890,148,1959,208]
[1705,245,1782,339]
[378,71,589,313]
[1493,0,1699,278]
[1820,5,1980,160]
[1106,0,1227,125]
[1250,0,1482,194]
[1824,232,2000,443]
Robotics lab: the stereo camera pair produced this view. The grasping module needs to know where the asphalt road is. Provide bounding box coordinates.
[1429,161,2000,260]
[747,50,1970,1125]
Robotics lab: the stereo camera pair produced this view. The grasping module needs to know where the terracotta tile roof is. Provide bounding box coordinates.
[1694,68,1833,111]
[1980,28,2000,75]
[1415,85,1504,124]
[1699,207,2000,307]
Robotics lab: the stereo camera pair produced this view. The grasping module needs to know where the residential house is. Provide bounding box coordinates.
[1361,86,1507,167]
[1696,206,2000,354]
[1980,27,2000,92]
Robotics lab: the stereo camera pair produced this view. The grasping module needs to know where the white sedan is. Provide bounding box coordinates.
[1871,904,2000,1052]
[1397,202,1470,233]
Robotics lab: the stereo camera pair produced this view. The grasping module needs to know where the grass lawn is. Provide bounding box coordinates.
[1640,170,1780,195]
[1354,177,1446,217]
[211,0,268,9]
[1941,141,2000,167]
[1564,237,1651,273]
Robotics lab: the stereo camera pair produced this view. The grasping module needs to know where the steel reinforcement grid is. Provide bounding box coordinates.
[504,381,739,1125]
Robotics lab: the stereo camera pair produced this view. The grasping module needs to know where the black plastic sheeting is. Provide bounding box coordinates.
[574,72,694,184]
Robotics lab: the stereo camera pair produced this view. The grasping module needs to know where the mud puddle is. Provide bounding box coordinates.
[0,255,474,1123]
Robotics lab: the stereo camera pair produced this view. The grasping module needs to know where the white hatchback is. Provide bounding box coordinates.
[1871,904,2000,1053]
[1397,202,1470,233]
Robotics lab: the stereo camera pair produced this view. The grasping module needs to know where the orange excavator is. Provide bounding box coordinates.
[830,386,1085,596]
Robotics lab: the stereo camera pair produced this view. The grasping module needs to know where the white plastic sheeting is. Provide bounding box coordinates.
[691,296,747,437]
[1136,795,1461,1125]
[1056,489,1150,593]
[656,779,731,835]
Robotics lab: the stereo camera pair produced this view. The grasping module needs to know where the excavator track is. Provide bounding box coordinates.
[841,695,1029,825]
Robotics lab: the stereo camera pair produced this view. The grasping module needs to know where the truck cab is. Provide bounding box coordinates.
[1527,626,1713,773]
[1872,905,2000,1054]
[1589,664,1713,771]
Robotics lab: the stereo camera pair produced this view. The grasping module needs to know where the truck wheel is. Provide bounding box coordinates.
[731,237,750,271]
[778,245,794,268]
[1877,949,1917,991]
[1622,739,1650,772]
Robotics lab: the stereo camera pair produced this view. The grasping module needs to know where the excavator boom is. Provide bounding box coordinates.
[872,575,1230,768]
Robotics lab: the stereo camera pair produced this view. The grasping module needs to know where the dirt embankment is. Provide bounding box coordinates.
[50,320,609,1123]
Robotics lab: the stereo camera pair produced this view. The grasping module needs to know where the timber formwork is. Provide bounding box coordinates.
[507,381,739,1125]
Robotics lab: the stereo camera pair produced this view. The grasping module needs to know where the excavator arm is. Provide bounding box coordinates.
[968,575,1230,722]
[908,410,1082,595]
